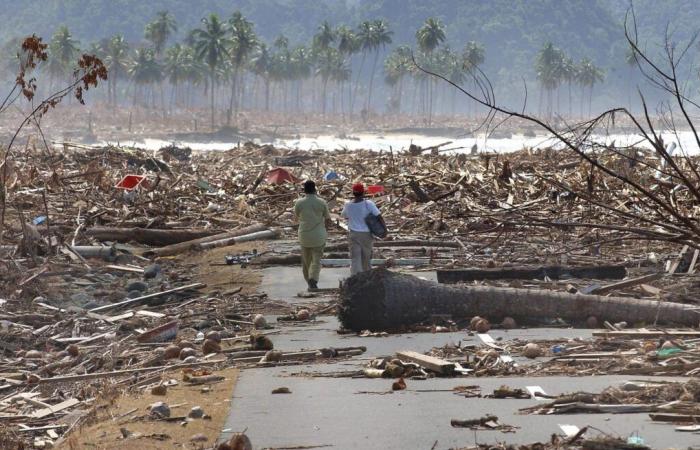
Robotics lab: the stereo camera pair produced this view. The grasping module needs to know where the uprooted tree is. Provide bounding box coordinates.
[414,8,700,252]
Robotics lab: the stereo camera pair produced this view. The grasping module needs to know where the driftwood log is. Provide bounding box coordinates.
[437,265,626,283]
[338,269,700,331]
[143,224,267,257]
[84,227,220,246]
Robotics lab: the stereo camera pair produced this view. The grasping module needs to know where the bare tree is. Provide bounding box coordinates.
[413,7,700,251]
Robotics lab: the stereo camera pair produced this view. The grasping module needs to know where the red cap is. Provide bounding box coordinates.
[352,182,364,194]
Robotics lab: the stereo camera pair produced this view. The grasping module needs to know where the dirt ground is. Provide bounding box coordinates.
[170,241,266,296]
[58,367,239,450]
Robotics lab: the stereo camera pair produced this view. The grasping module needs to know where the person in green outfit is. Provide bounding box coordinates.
[294,180,330,290]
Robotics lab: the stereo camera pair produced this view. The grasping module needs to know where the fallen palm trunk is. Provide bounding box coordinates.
[437,265,626,283]
[195,229,280,251]
[143,224,266,257]
[339,269,699,331]
[84,227,220,246]
[324,239,461,252]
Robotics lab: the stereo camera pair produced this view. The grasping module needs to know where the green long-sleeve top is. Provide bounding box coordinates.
[294,194,330,248]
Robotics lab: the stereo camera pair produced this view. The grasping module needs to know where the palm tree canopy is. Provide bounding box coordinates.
[48,25,80,76]
[535,42,565,89]
[578,57,604,87]
[314,21,336,51]
[129,47,162,84]
[462,41,485,72]
[145,10,177,56]
[229,11,258,67]
[190,13,231,72]
[357,20,393,53]
[105,34,129,78]
[250,42,271,77]
[336,25,358,56]
[416,18,445,54]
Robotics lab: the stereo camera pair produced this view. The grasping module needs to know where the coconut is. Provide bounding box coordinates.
[522,343,541,359]
[164,344,181,359]
[296,309,310,321]
[474,318,491,333]
[177,340,194,349]
[205,330,222,343]
[66,344,80,357]
[151,384,167,396]
[252,314,267,329]
[202,338,221,354]
[216,433,253,450]
[261,350,282,363]
[179,347,197,360]
[469,316,483,330]
[501,317,517,329]
[250,334,273,350]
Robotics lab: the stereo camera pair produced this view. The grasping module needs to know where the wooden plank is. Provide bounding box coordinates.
[668,245,689,275]
[640,284,661,296]
[30,398,80,419]
[104,264,144,274]
[135,310,166,319]
[688,249,699,274]
[588,273,663,296]
[89,283,205,313]
[396,350,455,375]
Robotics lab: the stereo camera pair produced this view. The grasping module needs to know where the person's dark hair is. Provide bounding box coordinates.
[303,180,316,194]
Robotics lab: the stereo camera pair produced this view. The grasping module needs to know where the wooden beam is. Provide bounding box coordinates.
[588,273,663,295]
[396,350,455,375]
[30,398,80,419]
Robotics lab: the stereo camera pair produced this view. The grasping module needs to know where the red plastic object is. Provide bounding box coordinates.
[266,167,298,185]
[115,174,146,191]
[366,185,385,195]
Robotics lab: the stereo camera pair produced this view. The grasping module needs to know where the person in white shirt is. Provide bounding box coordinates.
[341,183,381,275]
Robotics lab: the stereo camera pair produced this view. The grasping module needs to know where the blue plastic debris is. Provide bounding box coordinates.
[323,171,340,181]
[32,216,47,226]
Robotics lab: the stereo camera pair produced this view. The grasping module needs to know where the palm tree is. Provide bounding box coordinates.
[416,18,446,54]
[384,45,411,113]
[351,21,373,115]
[461,41,485,73]
[190,13,231,129]
[461,41,485,117]
[145,11,177,57]
[315,48,343,114]
[228,11,257,121]
[164,43,192,108]
[416,17,445,124]
[129,48,162,107]
[364,19,392,113]
[47,26,80,88]
[104,34,129,105]
[336,25,358,115]
[535,42,564,118]
[561,57,577,118]
[290,46,311,111]
[250,43,272,110]
[577,57,604,117]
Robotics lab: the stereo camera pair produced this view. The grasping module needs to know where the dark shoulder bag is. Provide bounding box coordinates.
[364,200,388,238]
